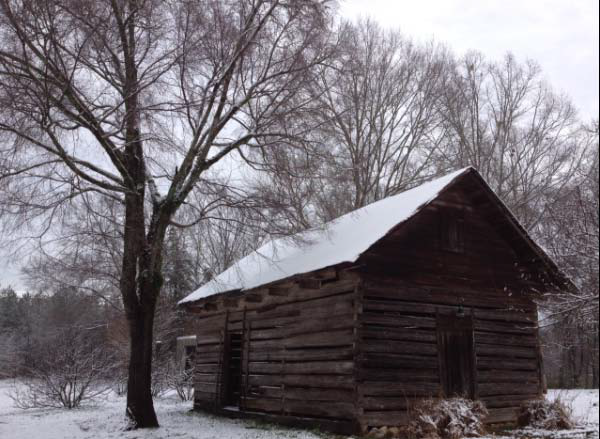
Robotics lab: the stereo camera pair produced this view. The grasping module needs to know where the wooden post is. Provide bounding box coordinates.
[353,282,364,431]
[534,306,547,394]
[240,307,248,410]
[215,310,229,409]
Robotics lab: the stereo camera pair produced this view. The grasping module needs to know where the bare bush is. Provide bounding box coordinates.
[517,397,575,430]
[167,362,194,402]
[10,328,114,409]
[406,398,489,439]
[150,359,169,399]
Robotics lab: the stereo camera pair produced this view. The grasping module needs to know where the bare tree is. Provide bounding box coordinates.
[0,0,335,427]
[250,19,449,228]
[434,52,586,230]
[538,126,599,388]
[308,19,448,212]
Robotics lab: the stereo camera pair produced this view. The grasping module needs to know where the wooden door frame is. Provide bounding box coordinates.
[220,328,245,408]
[436,310,478,399]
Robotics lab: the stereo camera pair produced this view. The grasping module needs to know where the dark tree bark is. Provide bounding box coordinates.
[0,0,335,428]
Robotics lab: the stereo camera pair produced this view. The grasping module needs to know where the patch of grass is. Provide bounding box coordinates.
[517,397,575,430]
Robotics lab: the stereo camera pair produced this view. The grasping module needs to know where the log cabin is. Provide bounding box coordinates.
[177,167,574,435]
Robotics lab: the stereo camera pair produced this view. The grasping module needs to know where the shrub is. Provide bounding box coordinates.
[406,397,489,439]
[10,328,114,409]
[517,397,575,430]
[166,362,194,402]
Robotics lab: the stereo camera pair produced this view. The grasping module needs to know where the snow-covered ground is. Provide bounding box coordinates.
[0,380,597,439]
[480,389,599,439]
[0,380,326,439]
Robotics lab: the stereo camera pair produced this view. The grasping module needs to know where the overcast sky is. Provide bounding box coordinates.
[1,0,598,292]
[342,0,599,118]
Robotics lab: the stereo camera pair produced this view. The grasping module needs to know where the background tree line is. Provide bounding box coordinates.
[0,1,597,427]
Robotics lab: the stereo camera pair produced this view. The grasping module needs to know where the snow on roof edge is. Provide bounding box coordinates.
[178,167,473,305]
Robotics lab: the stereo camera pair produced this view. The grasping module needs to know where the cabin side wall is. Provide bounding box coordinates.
[189,269,361,432]
[355,183,546,429]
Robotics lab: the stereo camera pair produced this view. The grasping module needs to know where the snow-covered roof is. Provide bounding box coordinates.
[179,167,473,305]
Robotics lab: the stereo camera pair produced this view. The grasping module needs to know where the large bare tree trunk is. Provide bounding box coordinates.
[120,190,160,426]
[126,295,159,428]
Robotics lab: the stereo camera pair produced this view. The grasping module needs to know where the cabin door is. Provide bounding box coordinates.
[436,313,477,399]
[222,331,243,407]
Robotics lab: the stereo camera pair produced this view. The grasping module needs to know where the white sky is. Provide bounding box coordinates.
[1,0,598,292]
[342,0,599,118]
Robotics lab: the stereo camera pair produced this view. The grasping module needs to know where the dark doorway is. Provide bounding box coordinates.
[436,312,477,398]
[223,331,243,407]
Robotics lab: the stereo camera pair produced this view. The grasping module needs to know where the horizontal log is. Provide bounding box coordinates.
[284,387,354,403]
[284,329,355,349]
[284,374,355,389]
[250,311,354,341]
[196,334,223,345]
[194,344,222,354]
[195,382,218,393]
[357,368,438,382]
[474,332,538,347]
[249,362,283,374]
[360,327,437,343]
[362,340,437,356]
[284,400,355,420]
[474,319,537,335]
[362,280,535,310]
[478,382,540,397]
[195,353,222,364]
[248,293,355,330]
[477,357,538,371]
[360,396,419,411]
[247,386,283,399]
[254,291,355,319]
[361,353,439,370]
[247,374,282,387]
[244,397,282,414]
[362,313,437,329]
[360,410,410,427]
[193,314,227,330]
[476,343,538,359]
[194,373,218,384]
[247,338,283,351]
[363,298,535,324]
[247,329,356,351]
[481,394,538,409]
[248,374,355,389]
[360,381,440,397]
[243,278,358,315]
[248,347,354,363]
[250,361,353,375]
[285,312,355,338]
[195,364,219,374]
[361,262,538,294]
[477,370,540,383]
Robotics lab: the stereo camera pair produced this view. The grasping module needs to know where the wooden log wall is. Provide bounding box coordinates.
[356,277,541,427]
[355,180,547,429]
[193,313,228,410]
[191,270,361,429]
